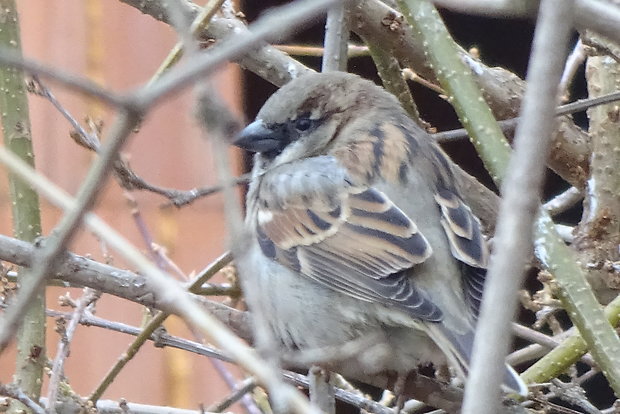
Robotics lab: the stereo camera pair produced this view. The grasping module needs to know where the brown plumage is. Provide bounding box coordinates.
[235,72,525,396]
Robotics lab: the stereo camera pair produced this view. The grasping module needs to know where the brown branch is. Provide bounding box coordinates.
[575,42,620,303]
[0,233,253,342]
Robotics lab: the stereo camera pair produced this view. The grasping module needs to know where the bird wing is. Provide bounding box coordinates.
[431,147,490,316]
[254,156,442,321]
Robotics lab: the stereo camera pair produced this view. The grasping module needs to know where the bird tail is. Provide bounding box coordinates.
[425,324,528,396]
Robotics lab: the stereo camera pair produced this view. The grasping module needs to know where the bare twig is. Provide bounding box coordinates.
[462,1,575,412]
[204,377,257,413]
[322,2,350,72]
[28,76,100,150]
[48,398,219,414]
[0,233,251,340]
[430,0,538,17]
[149,0,227,84]
[124,192,169,270]
[0,384,46,414]
[31,73,248,207]
[559,39,586,99]
[120,0,313,86]
[434,89,620,143]
[47,289,99,414]
[575,0,620,45]
[510,323,596,366]
[275,44,369,58]
[0,47,128,107]
[544,187,584,216]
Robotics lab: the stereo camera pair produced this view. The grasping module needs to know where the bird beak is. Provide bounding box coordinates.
[234,120,287,154]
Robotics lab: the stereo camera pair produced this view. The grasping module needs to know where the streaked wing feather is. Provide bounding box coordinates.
[257,179,441,321]
[434,186,489,315]
[434,188,489,267]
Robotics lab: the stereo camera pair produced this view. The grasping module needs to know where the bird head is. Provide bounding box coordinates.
[234,72,402,169]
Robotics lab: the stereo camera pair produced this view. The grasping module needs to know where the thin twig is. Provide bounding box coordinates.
[124,192,169,271]
[47,289,99,414]
[559,39,586,100]
[510,323,596,366]
[0,233,250,340]
[322,1,350,72]
[31,74,247,207]
[433,90,620,143]
[0,47,128,107]
[28,76,100,150]
[0,384,46,414]
[47,398,219,414]
[275,44,369,57]
[148,0,227,85]
[209,360,261,414]
[205,377,257,413]
[544,187,584,216]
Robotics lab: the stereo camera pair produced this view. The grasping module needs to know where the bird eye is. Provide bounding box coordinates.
[294,117,312,131]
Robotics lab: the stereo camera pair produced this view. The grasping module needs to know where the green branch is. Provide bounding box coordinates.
[0,0,45,411]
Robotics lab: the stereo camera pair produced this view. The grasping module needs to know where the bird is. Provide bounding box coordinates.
[234,71,527,399]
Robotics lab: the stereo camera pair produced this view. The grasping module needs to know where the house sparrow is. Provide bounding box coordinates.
[234,72,526,396]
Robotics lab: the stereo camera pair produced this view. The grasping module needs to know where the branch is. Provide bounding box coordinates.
[322,2,350,72]
[47,289,99,413]
[521,294,620,383]
[433,89,620,143]
[0,1,46,408]
[30,76,244,207]
[0,385,45,414]
[574,44,620,302]
[397,0,620,404]
[0,233,251,341]
[575,0,620,45]
[119,0,312,87]
[0,47,127,107]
